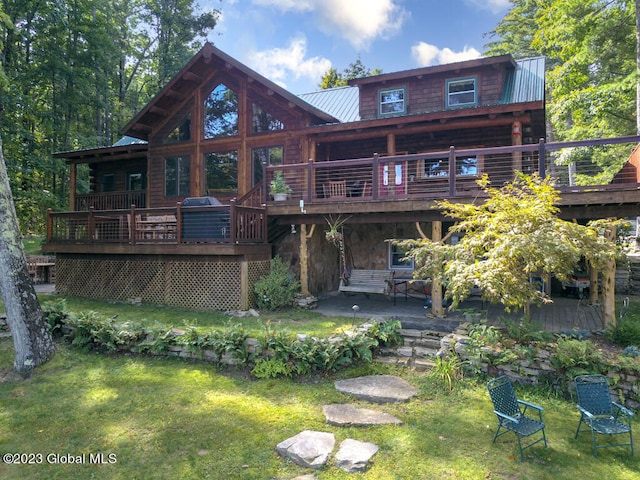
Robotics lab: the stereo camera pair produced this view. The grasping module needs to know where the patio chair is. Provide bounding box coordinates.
[487,375,548,461]
[574,374,634,457]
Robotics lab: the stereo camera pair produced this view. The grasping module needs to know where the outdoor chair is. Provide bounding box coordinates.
[574,374,634,457]
[487,375,548,461]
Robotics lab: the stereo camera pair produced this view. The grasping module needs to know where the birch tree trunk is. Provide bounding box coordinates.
[0,135,55,376]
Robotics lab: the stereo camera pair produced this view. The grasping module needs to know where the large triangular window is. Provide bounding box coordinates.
[204,84,238,138]
[251,103,284,133]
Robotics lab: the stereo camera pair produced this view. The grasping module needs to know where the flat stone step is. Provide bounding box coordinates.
[334,375,419,403]
[323,404,403,426]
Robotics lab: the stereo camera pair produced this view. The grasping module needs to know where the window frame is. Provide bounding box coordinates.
[204,150,239,194]
[164,155,190,198]
[378,86,406,117]
[389,241,415,272]
[446,76,477,109]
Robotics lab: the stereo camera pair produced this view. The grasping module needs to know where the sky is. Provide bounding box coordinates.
[201,0,512,95]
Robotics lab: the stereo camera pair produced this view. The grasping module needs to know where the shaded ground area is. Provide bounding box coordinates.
[315,290,604,333]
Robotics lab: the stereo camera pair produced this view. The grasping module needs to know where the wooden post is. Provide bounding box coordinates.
[69,162,77,211]
[512,120,522,171]
[431,221,445,317]
[300,224,310,295]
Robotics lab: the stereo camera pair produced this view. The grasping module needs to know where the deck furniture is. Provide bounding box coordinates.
[574,374,634,457]
[323,180,347,198]
[339,269,394,297]
[26,256,56,284]
[487,375,548,461]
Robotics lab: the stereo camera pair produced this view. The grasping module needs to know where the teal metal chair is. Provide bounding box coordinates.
[574,374,634,457]
[487,375,548,461]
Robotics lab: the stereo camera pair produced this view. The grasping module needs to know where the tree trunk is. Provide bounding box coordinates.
[636,0,640,134]
[431,221,445,317]
[601,225,617,328]
[0,135,55,376]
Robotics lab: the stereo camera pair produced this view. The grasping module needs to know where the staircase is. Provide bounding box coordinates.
[375,318,461,370]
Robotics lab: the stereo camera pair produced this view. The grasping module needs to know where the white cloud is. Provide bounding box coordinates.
[247,36,332,89]
[465,0,511,15]
[252,0,408,50]
[411,42,482,67]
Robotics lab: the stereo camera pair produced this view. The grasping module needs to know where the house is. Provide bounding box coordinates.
[45,43,640,310]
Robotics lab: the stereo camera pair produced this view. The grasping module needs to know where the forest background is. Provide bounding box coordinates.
[0,0,637,235]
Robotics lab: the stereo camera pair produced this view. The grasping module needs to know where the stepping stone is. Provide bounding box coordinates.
[322,404,403,426]
[334,438,379,473]
[334,375,419,403]
[275,430,335,469]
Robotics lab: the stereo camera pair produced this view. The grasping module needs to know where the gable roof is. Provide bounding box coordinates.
[121,43,339,140]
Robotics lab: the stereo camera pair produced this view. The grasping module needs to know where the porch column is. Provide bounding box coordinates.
[512,120,522,171]
[431,221,445,317]
[300,224,310,295]
[69,163,77,211]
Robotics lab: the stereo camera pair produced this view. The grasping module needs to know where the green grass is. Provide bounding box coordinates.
[0,336,638,479]
[22,236,45,256]
[36,293,356,338]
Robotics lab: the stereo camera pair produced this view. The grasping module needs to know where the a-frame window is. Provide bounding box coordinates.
[204,84,238,138]
[164,112,191,144]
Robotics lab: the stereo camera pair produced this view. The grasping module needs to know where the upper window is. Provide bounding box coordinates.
[446,77,477,108]
[379,87,406,116]
[251,103,284,133]
[204,84,238,138]
[205,150,238,193]
[101,173,115,192]
[164,156,190,197]
[252,146,283,186]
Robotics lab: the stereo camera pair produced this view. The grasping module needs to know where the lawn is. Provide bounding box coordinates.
[1,319,639,479]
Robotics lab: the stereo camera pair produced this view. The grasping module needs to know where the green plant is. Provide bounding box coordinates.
[41,298,70,334]
[430,354,464,391]
[251,358,293,378]
[622,345,640,358]
[551,336,604,376]
[467,321,502,345]
[368,319,403,347]
[269,170,292,196]
[504,317,553,343]
[607,315,640,347]
[254,256,300,310]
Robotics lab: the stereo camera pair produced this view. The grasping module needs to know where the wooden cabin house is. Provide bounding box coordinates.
[46,43,640,310]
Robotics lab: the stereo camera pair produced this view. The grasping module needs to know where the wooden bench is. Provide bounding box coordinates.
[339,269,394,297]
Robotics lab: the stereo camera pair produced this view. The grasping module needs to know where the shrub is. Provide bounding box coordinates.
[251,358,293,378]
[622,345,640,358]
[503,317,553,343]
[254,256,300,310]
[551,336,603,375]
[607,316,640,347]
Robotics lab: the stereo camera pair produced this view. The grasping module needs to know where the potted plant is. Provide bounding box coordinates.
[269,171,292,201]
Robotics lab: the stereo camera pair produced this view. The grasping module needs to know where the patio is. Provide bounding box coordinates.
[315,291,605,333]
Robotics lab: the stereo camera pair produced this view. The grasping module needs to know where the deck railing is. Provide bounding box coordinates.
[264,136,640,204]
[74,190,146,211]
[46,201,267,245]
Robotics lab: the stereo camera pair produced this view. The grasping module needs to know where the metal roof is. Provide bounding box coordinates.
[297,57,546,123]
[297,86,360,123]
[500,57,546,104]
[113,136,147,146]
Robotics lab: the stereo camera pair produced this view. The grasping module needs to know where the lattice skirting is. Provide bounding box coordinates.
[55,254,270,311]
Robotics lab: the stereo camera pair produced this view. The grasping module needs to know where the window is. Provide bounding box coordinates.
[127,172,146,191]
[379,87,406,116]
[205,150,238,193]
[101,174,115,192]
[164,156,190,197]
[446,77,477,108]
[419,156,478,178]
[251,103,284,133]
[203,84,238,138]
[252,146,283,186]
[164,113,191,144]
[457,156,478,176]
[389,242,414,271]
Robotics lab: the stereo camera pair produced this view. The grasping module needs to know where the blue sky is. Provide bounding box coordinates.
[201,0,512,94]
